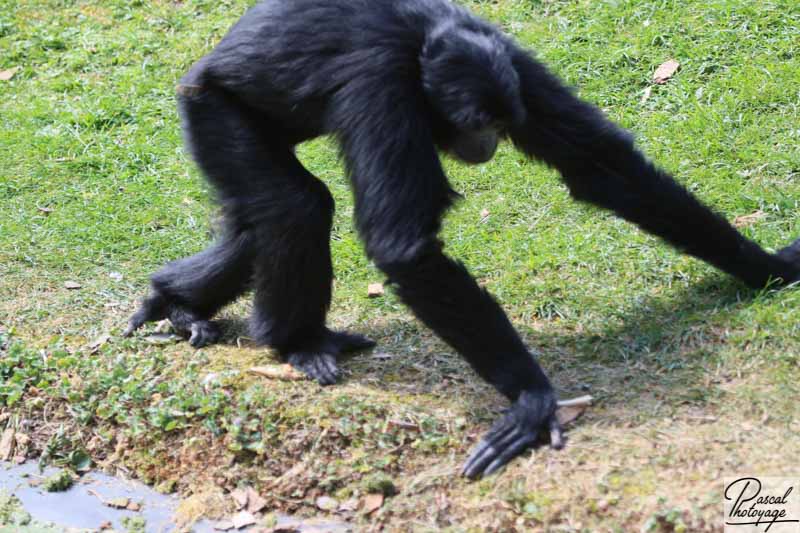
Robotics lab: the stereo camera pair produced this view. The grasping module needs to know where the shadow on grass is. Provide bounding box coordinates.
[196,273,781,428]
[335,274,783,424]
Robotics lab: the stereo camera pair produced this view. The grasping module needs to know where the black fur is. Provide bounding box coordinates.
[126,0,800,478]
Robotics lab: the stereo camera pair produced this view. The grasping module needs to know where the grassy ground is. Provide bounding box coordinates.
[1,0,799,530]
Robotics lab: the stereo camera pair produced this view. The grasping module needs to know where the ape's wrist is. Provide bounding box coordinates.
[492,356,552,402]
[733,239,800,288]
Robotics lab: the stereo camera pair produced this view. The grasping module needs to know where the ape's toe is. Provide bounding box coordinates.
[327,329,376,353]
[287,351,341,385]
[188,321,222,348]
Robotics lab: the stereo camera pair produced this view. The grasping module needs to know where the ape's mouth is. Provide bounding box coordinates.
[450,128,498,164]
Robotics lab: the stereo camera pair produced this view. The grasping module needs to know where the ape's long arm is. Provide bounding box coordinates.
[508,49,800,288]
[334,75,563,478]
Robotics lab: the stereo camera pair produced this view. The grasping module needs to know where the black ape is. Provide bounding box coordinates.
[125,0,800,477]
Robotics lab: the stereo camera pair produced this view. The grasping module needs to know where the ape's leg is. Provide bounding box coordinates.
[246,172,374,385]
[124,229,255,346]
[508,50,800,287]
[129,83,373,376]
[124,84,266,346]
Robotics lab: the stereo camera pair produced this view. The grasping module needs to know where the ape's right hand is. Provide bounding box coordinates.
[776,238,800,283]
[462,387,564,479]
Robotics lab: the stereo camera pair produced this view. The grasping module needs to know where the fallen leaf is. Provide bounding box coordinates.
[230,488,248,510]
[144,333,182,345]
[106,497,130,509]
[653,59,680,84]
[0,67,19,81]
[640,86,652,103]
[315,496,339,512]
[0,428,15,460]
[231,510,256,529]
[733,210,766,228]
[362,493,384,515]
[37,206,53,214]
[555,395,593,426]
[479,208,490,222]
[108,271,123,281]
[127,501,142,511]
[13,433,30,461]
[267,460,309,493]
[214,520,235,531]
[555,405,586,426]
[245,487,267,513]
[367,283,384,298]
[88,334,110,353]
[338,498,360,512]
[249,365,305,381]
[370,352,394,360]
[64,281,82,289]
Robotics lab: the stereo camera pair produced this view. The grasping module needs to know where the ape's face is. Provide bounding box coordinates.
[449,128,499,164]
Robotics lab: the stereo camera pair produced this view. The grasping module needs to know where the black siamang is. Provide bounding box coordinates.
[125,0,800,478]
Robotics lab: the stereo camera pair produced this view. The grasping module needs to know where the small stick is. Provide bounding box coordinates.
[557,395,593,408]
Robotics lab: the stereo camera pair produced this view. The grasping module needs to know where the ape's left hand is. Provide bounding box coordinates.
[776,238,800,281]
[462,388,564,478]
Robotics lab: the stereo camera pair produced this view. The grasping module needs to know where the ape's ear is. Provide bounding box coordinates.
[421,26,526,130]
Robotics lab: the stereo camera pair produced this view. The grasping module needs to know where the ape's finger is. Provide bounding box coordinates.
[483,434,535,476]
[321,355,339,380]
[463,428,522,479]
[307,355,338,386]
[189,324,201,346]
[188,321,221,348]
[549,417,565,450]
[123,293,168,338]
[318,367,337,386]
[122,316,145,337]
[462,422,515,476]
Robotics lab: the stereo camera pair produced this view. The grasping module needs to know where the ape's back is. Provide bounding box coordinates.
[180,0,490,141]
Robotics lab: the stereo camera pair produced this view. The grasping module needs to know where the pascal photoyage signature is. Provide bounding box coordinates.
[725,477,799,531]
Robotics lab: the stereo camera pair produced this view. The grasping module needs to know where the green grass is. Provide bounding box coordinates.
[1,0,799,530]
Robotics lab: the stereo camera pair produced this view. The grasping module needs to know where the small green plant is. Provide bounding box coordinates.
[42,470,74,492]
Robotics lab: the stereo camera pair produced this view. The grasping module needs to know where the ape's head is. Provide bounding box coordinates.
[421,23,526,164]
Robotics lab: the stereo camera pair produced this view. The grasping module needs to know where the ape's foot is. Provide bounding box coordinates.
[322,328,376,354]
[287,351,339,385]
[183,320,222,348]
[462,388,564,479]
[124,290,169,337]
[282,328,375,386]
[124,289,220,348]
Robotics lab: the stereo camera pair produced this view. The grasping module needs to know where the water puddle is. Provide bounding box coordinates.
[0,462,350,532]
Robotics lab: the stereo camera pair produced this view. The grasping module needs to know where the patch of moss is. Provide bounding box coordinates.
[361,473,398,496]
[121,515,147,533]
[0,490,31,526]
[41,470,74,492]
